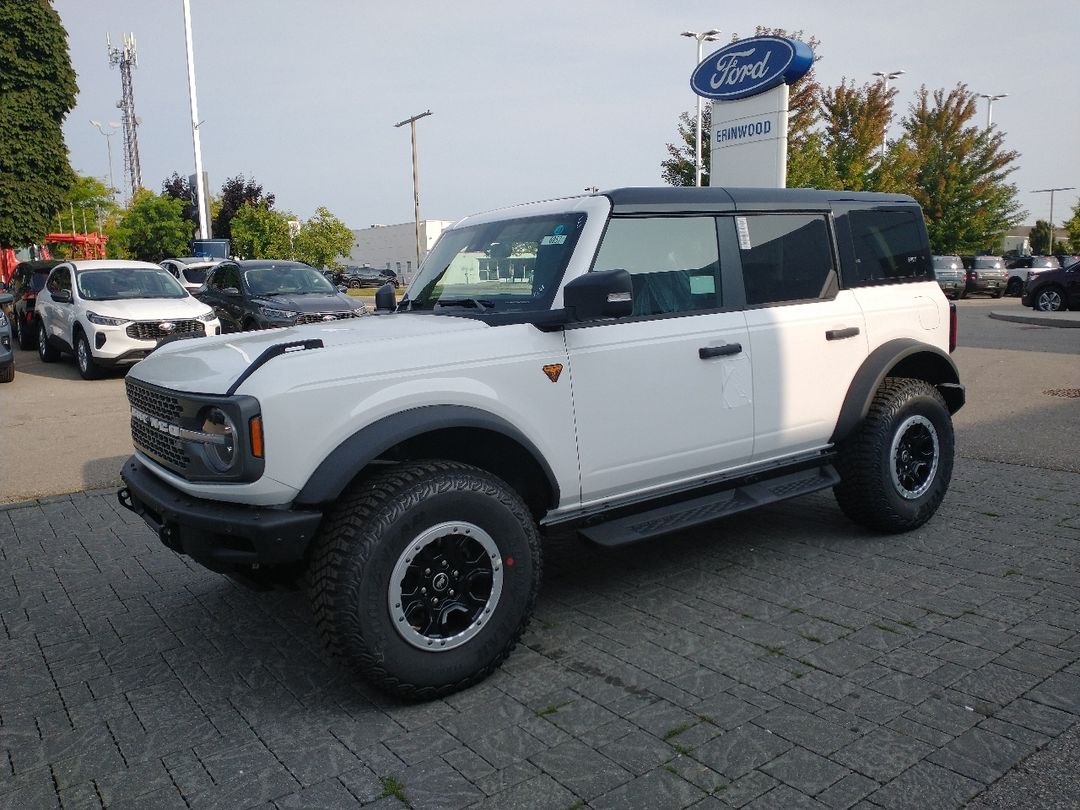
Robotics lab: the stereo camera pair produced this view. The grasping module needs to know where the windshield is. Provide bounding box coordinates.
[1032,257,1059,268]
[407,213,587,312]
[77,268,188,301]
[244,265,335,296]
[973,257,1002,269]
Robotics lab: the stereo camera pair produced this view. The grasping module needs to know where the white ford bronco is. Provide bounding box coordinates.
[119,187,964,698]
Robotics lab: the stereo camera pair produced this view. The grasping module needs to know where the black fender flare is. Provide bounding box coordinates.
[294,405,560,507]
[830,339,964,445]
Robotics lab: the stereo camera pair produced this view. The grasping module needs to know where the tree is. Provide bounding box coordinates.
[230,203,292,259]
[0,0,78,249]
[108,190,190,262]
[1029,220,1053,255]
[817,80,899,191]
[213,175,275,241]
[661,28,821,187]
[59,173,118,230]
[293,207,353,270]
[161,172,199,235]
[1065,201,1080,253]
[892,85,1024,254]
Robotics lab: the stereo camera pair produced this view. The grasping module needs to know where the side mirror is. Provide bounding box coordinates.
[374,282,396,313]
[222,287,240,296]
[563,269,633,321]
[53,289,73,304]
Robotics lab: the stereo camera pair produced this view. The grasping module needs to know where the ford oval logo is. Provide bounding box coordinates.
[690,36,813,101]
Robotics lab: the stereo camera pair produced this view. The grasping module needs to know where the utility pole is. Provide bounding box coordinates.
[107,33,143,198]
[681,29,721,187]
[978,93,1007,129]
[394,110,432,281]
[1032,187,1076,252]
[872,69,905,161]
[181,0,210,240]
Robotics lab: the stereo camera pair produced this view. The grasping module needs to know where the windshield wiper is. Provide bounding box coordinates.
[434,298,495,311]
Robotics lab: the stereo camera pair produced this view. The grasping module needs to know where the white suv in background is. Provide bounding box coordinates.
[160,257,219,293]
[35,259,221,379]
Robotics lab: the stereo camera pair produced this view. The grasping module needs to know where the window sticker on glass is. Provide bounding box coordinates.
[540,234,567,245]
[736,216,752,250]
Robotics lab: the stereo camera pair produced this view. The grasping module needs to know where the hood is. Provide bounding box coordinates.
[85,296,212,321]
[128,312,490,395]
[250,292,359,313]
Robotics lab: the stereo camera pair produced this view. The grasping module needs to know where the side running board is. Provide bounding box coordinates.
[580,465,840,547]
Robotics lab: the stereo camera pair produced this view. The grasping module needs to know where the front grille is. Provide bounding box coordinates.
[126,319,205,341]
[295,310,363,325]
[126,379,181,421]
[130,418,190,469]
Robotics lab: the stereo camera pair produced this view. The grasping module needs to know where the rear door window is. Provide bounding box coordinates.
[736,214,836,306]
[848,210,932,283]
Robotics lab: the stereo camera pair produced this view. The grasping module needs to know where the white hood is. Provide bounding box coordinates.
[88,296,213,321]
[128,313,490,395]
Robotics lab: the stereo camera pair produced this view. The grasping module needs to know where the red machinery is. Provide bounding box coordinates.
[1,232,108,285]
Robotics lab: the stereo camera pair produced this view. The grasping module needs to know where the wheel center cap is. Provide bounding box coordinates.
[432,572,450,592]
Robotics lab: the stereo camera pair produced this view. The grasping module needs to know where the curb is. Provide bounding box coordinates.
[989,310,1080,328]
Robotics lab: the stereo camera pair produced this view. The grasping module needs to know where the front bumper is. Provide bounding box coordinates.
[118,456,323,573]
[86,318,222,363]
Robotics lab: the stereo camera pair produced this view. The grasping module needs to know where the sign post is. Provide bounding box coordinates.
[690,36,813,189]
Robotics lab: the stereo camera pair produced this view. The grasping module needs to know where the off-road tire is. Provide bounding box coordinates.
[1005,278,1023,297]
[834,377,954,533]
[75,331,101,380]
[308,460,542,700]
[38,321,59,362]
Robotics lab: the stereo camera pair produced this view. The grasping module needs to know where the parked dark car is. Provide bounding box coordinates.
[196,260,367,332]
[1004,255,1059,297]
[343,265,399,289]
[932,255,965,299]
[6,259,61,349]
[1022,260,1080,312]
[0,291,13,382]
[960,255,1007,298]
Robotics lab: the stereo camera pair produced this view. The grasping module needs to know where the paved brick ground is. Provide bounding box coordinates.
[1,456,1078,810]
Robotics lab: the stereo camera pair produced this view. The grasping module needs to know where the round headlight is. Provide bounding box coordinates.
[201,407,237,472]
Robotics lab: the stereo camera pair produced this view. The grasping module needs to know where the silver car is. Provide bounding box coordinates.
[932,255,965,299]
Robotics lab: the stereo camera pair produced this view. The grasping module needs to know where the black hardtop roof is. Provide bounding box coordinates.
[600,186,918,212]
[15,259,62,273]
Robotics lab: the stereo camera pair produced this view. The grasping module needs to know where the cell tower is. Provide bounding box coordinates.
[107,33,142,197]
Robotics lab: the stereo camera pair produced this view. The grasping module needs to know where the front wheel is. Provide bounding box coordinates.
[1034,287,1066,312]
[308,460,542,699]
[75,332,101,380]
[834,378,954,533]
[1005,278,1023,297]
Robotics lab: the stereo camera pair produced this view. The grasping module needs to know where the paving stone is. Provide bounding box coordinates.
[754,705,858,756]
[1026,671,1080,715]
[591,766,706,810]
[799,641,880,678]
[474,772,576,810]
[832,727,934,782]
[815,772,879,810]
[927,727,1033,784]
[743,784,831,809]
[599,729,673,774]
[713,770,779,808]
[528,739,632,800]
[760,746,851,795]
[867,761,981,809]
[693,724,793,780]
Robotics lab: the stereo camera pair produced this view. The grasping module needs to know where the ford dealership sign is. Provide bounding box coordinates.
[691,36,813,101]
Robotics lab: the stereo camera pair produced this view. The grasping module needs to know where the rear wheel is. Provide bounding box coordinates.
[834,378,954,533]
[1005,278,1023,297]
[0,362,13,383]
[308,460,541,699]
[75,331,101,380]
[15,314,35,350]
[37,321,59,362]
[993,287,1005,299]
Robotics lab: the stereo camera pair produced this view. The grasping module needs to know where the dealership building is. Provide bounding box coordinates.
[348,219,455,285]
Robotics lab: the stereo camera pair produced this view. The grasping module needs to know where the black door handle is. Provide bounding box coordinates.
[699,343,742,359]
[826,327,860,341]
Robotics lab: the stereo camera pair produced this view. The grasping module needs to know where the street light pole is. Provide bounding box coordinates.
[89,120,120,199]
[1032,187,1076,253]
[871,69,905,161]
[978,93,1007,129]
[182,0,209,241]
[681,29,721,187]
[394,110,432,280]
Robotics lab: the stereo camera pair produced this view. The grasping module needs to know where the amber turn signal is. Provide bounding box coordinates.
[249,416,264,458]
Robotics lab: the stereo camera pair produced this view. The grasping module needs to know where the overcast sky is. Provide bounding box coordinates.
[55,0,1080,234]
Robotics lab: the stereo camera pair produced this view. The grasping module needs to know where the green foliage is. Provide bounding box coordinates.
[293,207,353,270]
[1065,201,1080,253]
[59,174,118,228]
[816,80,898,191]
[214,175,275,241]
[660,108,709,187]
[109,190,191,262]
[230,203,292,259]
[893,85,1024,254]
[1029,220,1053,255]
[0,0,78,248]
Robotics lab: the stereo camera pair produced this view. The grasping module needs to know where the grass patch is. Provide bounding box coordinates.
[698,713,718,726]
[663,723,694,740]
[1004,569,1019,577]
[764,644,785,656]
[379,776,411,807]
[801,633,823,644]
[739,612,755,620]
[898,619,917,629]
[535,700,573,717]
[872,622,901,635]
[670,741,693,756]
[562,802,585,810]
